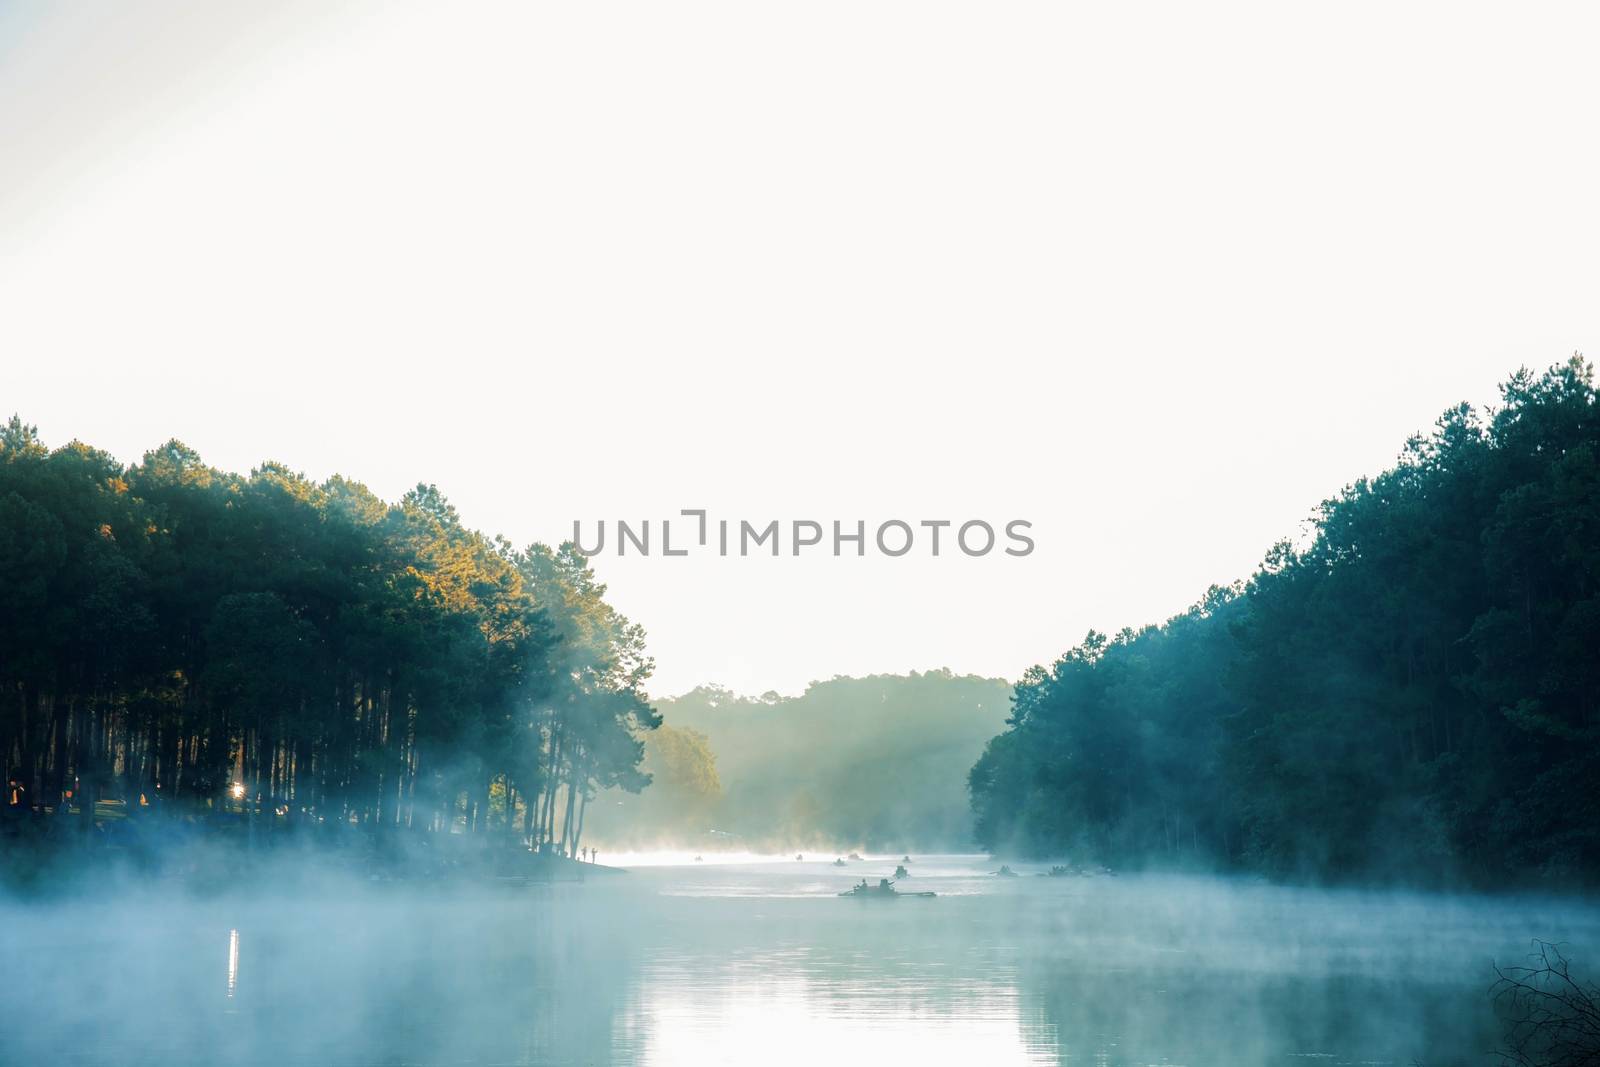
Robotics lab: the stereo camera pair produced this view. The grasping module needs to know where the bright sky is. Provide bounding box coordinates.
[2,2,1596,697]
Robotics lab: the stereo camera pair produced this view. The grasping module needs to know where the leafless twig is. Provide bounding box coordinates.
[1492,940,1600,1067]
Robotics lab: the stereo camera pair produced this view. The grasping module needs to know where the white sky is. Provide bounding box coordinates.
[2,2,1596,697]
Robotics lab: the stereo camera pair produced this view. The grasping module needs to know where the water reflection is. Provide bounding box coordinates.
[628,934,1057,1065]
[639,980,1049,1065]
[4,858,1598,1066]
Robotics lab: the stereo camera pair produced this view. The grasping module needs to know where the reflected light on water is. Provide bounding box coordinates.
[633,975,1053,1066]
[602,849,808,867]
[226,928,239,998]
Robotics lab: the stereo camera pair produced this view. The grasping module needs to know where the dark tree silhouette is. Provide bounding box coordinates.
[0,421,658,870]
[971,357,1600,884]
[1494,941,1600,1067]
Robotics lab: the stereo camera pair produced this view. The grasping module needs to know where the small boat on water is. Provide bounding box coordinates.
[833,858,847,867]
[893,864,909,878]
[839,878,935,899]
[847,852,863,861]
[994,865,1019,877]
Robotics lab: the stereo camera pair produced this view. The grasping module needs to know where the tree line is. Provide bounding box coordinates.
[0,422,658,857]
[586,671,1012,851]
[970,357,1600,884]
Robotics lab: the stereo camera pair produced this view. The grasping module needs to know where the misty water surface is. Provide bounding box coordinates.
[5,855,1596,1066]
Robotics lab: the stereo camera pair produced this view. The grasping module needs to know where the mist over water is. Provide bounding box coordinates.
[6,856,1595,1067]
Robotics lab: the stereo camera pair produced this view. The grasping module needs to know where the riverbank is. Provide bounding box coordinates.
[0,806,627,895]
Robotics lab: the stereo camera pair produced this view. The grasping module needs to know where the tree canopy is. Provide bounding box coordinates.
[0,424,657,857]
[970,357,1600,884]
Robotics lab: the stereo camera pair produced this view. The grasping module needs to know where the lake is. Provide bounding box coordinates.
[5,853,1596,1066]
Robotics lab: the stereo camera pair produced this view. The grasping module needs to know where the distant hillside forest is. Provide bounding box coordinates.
[584,672,1012,852]
[0,422,658,858]
[971,358,1600,884]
